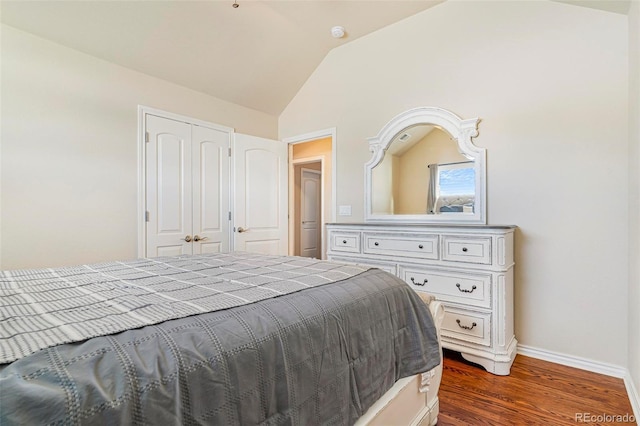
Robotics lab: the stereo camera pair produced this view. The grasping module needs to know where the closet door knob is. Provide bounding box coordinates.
[237,227,249,233]
[194,235,208,242]
[182,235,192,242]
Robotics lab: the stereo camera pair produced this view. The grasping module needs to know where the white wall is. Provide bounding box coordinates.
[628,0,640,413]
[1,24,278,269]
[280,1,628,367]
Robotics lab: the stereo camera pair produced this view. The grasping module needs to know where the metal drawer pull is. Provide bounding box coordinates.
[462,247,468,252]
[410,277,428,286]
[456,319,477,330]
[418,244,424,249]
[456,283,477,293]
[343,240,347,244]
[374,242,379,246]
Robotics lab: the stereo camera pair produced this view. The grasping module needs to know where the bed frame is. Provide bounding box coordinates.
[357,294,445,426]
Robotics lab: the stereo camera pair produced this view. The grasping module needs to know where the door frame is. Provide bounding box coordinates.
[137,106,234,258]
[284,128,336,259]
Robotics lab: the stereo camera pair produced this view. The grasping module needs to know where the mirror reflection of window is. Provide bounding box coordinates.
[434,162,475,214]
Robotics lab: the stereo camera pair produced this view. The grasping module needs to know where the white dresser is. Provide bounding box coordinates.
[326,223,517,375]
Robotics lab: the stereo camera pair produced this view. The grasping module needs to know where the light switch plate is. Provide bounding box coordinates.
[338,205,352,216]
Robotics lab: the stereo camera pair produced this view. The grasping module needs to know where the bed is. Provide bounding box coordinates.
[0,252,443,425]
[436,195,475,214]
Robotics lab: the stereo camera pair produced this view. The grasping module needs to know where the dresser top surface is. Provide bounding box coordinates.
[326,223,516,230]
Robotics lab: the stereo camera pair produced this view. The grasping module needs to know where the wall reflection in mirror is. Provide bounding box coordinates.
[371,124,474,215]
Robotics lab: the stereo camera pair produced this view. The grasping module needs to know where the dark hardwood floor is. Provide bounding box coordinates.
[438,350,636,425]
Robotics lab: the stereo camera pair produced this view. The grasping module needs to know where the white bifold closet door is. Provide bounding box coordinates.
[145,114,230,257]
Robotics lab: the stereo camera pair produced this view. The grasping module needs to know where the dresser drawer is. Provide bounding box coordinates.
[329,232,361,253]
[400,267,491,308]
[441,307,491,347]
[442,235,491,265]
[329,256,397,275]
[363,233,438,260]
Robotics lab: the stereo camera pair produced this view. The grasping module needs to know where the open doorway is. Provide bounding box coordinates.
[287,132,334,259]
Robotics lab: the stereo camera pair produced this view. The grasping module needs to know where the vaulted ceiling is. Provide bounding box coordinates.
[0,0,630,116]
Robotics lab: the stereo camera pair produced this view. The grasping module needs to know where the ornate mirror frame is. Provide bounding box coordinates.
[364,106,486,224]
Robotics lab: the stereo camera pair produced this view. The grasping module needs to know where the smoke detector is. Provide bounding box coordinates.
[331,26,345,39]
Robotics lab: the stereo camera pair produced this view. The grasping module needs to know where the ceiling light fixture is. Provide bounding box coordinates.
[331,26,345,39]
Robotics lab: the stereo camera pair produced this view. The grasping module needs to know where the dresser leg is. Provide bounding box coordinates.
[458,339,518,376]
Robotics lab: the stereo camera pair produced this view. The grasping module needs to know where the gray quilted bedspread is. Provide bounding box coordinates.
[0,252,369,364]
[0,255,440,425]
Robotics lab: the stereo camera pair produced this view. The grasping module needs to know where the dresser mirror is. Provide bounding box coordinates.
[365,107,486,224]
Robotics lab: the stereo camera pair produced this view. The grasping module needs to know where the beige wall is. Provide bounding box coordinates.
[1,24,278,269]
[280,1,629,367]
[628,0,640,412]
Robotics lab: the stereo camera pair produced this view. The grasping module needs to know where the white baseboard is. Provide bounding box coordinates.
[517,344,639,421]
[624,371,640,424]
[517,344,627,377]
